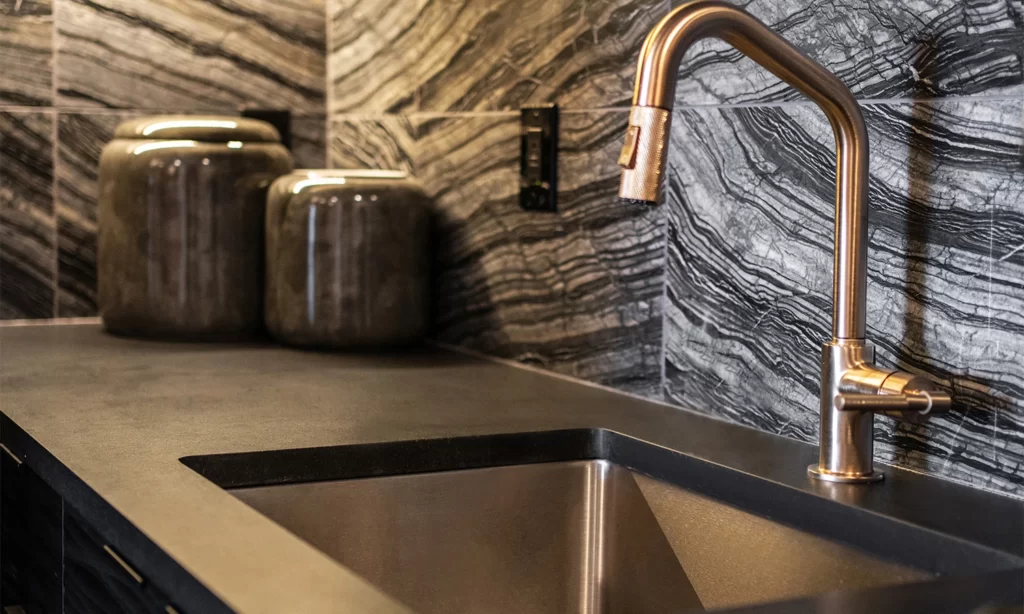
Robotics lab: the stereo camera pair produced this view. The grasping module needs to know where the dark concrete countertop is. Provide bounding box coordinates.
[1,324,1021,613]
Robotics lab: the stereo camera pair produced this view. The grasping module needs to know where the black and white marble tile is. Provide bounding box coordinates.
[0,111,55,319]
[291,115,328,170]
[327,0,669,114]
[671,0,1024,104]
[330,111,666,395]
[330,114,416,172]
[55,112,132,317]
[57,0,326,112]
[0,0,53,106]
[663,98,1024,497]
[328,0,1021,114]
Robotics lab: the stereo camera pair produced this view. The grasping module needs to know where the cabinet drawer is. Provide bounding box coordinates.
[64,508,176,614]
[1,451,184,614]
[0,450,62,614]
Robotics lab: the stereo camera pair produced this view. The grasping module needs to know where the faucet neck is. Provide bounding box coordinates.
[628,0,869,340]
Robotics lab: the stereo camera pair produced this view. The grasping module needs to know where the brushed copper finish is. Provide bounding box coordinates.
[617,107,671,204]
[619,0,952,483]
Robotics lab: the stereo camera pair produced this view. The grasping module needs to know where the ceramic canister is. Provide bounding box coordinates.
[98,116,294,339]
[265,170,433,348]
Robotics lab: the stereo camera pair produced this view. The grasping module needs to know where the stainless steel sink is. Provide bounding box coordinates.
[181,429,1021,613]
[233,461,709,613]
[229,460,928,613]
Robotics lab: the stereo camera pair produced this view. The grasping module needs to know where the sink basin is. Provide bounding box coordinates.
[182,429,1022,613]
[232,460,708,613]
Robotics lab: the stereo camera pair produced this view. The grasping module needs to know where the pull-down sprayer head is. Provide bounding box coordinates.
[617,106,671,206]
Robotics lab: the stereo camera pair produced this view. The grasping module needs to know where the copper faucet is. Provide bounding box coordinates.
[618,0,951,483]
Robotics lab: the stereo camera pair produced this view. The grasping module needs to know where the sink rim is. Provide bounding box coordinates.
[181,427,1024,578]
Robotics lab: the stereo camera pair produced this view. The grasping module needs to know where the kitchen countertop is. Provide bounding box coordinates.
[1,324,1021,613]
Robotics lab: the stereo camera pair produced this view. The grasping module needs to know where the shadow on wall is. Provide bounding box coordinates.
[430,206,504,354]
[889,35,1015,473]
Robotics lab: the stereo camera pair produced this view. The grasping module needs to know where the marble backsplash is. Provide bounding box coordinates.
[326,0,1022,113]
[1,0,1022,497]
[664,99,1024,494]
[331,112,666,396]
[323,0,1023,499]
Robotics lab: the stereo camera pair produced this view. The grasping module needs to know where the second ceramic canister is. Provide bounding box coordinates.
[265,170,433,348]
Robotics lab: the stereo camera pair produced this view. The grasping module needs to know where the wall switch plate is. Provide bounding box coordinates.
[520,105,558,212]
[241,109,292,151]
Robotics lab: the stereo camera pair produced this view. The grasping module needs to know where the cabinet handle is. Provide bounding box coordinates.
[102,545,144,584]
[0,443,22,465]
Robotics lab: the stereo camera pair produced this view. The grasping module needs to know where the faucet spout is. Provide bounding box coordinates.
[620,1,955,483]
[617,0,868,340]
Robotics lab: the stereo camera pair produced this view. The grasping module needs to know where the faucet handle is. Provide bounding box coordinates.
[837,367,952,419]
[835,390,951,418]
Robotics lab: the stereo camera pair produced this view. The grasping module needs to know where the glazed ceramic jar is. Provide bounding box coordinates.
[265,170,433,348]
[97,116,293,339]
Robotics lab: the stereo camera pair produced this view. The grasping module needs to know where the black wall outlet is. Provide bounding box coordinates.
[520,105,558,212]
[241,109,292,151]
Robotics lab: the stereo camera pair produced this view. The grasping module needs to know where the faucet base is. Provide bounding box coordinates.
[808,464,883,483]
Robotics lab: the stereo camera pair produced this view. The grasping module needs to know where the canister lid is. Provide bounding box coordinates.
[113,115,282,143]
[274,169,419,195]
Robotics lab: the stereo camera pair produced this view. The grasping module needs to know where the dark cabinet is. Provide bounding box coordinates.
[0,451,62,614]
[64,507,175,614]
[1,453,179,614]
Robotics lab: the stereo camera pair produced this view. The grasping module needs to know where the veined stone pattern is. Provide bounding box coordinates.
[331,112,666,396]
[57,0,326,111]
[326,0,1023,497]
[0,0,53,106]
[663,99,1024,496]
[327,0,1022,113]
[1,111,55,319]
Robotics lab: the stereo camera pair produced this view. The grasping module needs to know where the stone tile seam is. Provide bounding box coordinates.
[50,110,58,318]
[3,97,1021,119]
[324,0,334,171]
[657,206,671,404]
[319,93,1024,122]
[0,106,328,118]
[4,94,1016,116]
[51,0,61,318]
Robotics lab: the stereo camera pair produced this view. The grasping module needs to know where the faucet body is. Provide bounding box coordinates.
[619,0,951,483]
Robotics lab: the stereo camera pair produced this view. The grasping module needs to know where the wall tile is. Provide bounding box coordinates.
[292,116,327,169]
[663,98,1024,496]
[57,0,326,112]
[328,0,1023,113]
[327,0,669,114]
[670,0,1023,105]
[0,0,53,106]
[330,114,416,171]
[0,111,55,319]
[55,112,134,317]
[327,0,420,114]
[331,110,665,395]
